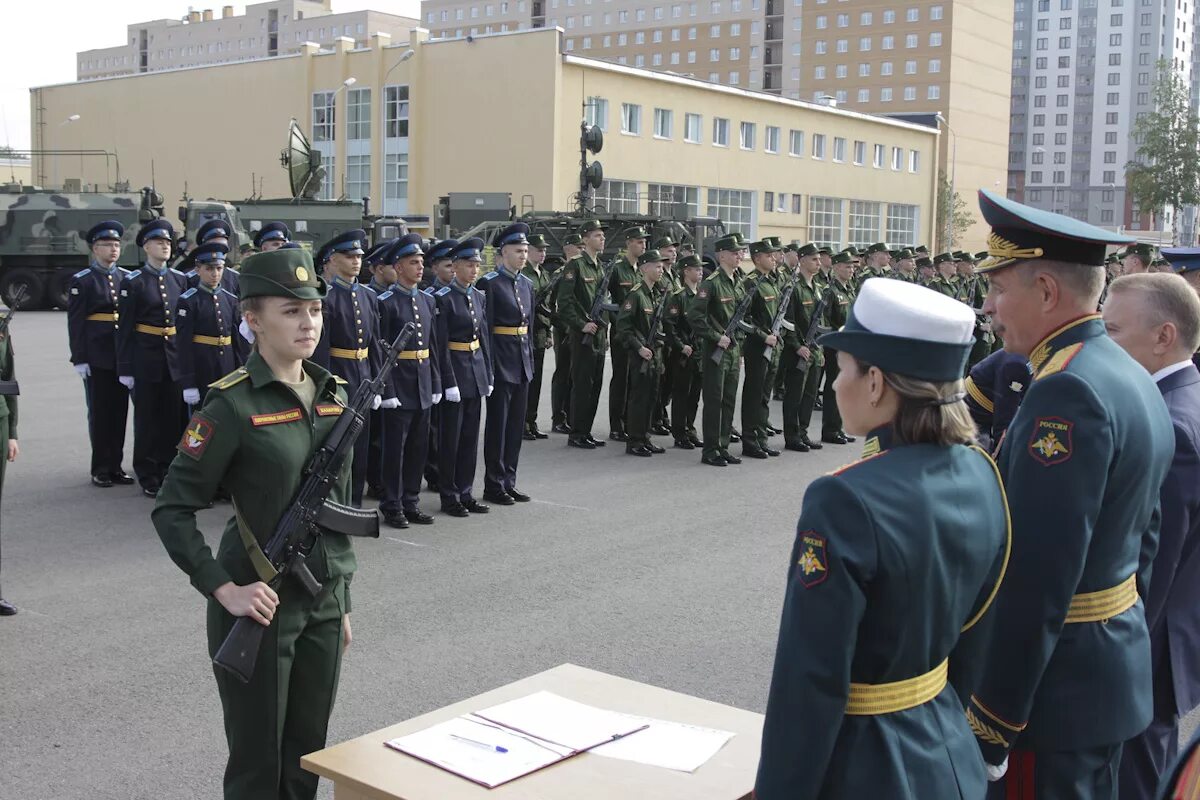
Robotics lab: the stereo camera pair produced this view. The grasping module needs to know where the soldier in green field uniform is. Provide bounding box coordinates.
[740,240,783,459]
[928,252,960,297]
[615,250,669,456]
[0,313,19,617]
[688,235,747,466]
[967,190,1174,799]
[665,255,705,449]
[605,227,647,442]
[819,251,857,445]
[855,242,892,290]
[556,220,610,449]
[152,247,356,800]
[891,248,918,282]
[781,243,827,453]
[550,233,583,434]
[955,253,995,369]
[521,233,553,440]
[652,235,680,435]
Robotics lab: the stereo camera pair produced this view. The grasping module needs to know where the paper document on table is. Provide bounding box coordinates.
[385,715,574,789]
[470,690,649,751]
[590,714,736,772]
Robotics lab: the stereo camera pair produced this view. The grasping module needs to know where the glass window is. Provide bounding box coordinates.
[621,103,642,134]
[848,201,882,247]
[584,95,608,131]
[853,140,866,165]
[873,143,885,168]
[312,91,336,142]
[891,147,903,170]
[594,179,640,214]
[706,188,754,236]
[346,88,371,140]
[765,126,780,153]
[647,183,701,216]
[833,137,846,162]
[713,117,730,146]
[345,154,370,201]
[384,152,408,204]
[740,121,756,149]
[909,150,920,173]
[684,113,702,142]
[318,155,336,200]
[808,196,844,248]
[653,107,673,138]
[789,129,804,155]
[812,133,826,159]
[886,204,919,246]
[384,85,410,137]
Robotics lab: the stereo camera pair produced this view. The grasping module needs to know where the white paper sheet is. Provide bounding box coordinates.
[589,714,736,773]
[470,690,649,751]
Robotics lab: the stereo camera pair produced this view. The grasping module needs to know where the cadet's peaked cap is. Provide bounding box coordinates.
[867,242,890,255]
[196,219,232,244]
[819,279,975,382]
[638,249,665,266]
[578,220,607,234]
[1160,247,1200,275]
[652,235,676,250]
[239,247,327,301]
[136,219,175,248]
[895,248,915,260]
[832,251,855,265]
[976,189,1134,274]
[714,235,741,253]
[914,245,931,255]
[916,256,934,269]
[316,229,367,265]
[253,222,291,249]
[750,240,780,256]
[622,226,650,242]
[817,246,833,256]
[677,254,703,271]
[86,220,124,244]
[192,242,229,264]
[386,233,425,263]
[451,237,485,262]
[1127,242,1155,261]
[934,252,955,265]
[239,243,256,255]
[364,239,396,268]
[427,239,459,262]
[564,233,584,246]
[527,233,549,249]
[494,223,530,248]
[796,243,820,258]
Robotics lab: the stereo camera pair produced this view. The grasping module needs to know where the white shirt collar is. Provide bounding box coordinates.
[1151,360,1194,383]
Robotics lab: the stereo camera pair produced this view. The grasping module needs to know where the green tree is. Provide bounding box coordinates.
[1126,61,1200,244]
[935,169,974,251]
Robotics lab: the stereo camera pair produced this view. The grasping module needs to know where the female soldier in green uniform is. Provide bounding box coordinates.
[755,278,1011,800]
[0,311,19,617]
[152,247,356,800]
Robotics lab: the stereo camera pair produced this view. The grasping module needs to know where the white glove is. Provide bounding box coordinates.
[445,386,461,403]
[486,385,494,397]
[75,363,91,378]
[371,394,382,411]
[381,398,400,409]
[986,758,1008,783]
[432,392,442,405]
[182,388,201,406]
[119,375,135,390]
[239,319,255,344]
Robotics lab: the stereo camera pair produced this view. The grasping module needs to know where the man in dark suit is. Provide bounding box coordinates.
[1104,271,1200,799]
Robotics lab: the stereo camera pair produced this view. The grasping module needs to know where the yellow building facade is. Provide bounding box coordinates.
[33,26,939,249]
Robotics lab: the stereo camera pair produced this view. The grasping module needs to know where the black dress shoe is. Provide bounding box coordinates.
[821,433,849,445]
[802,434,823,450]
[483,490,516,506]
[742,447,769,459]
[568,437,596,449]
[650,423,671,436]
[842,432,857,443]
[530,427,549,439]
[587,435,607,447]
[722,452,743,465]
[142,484,160,498]
[507,488,531,503]
[523,429,538,441]
[404,508,435,525]
[626,444,654,457]
[111,471,135,485]
[441,502,470,518]
[609,431,629,442]
[814,397,824,410]
[785,440,810,452]
[767,425,782,435]
[687,433,703,447]
[648,442,665,454]
[91,474,114,488]
[0,598,16,616]
[383,511,409,529]
[674,438,695,450]
[729,429,742,443]
[463,498,490,514]
[701,454,728,467]
[552,422,573,434]
[765,446,781,457]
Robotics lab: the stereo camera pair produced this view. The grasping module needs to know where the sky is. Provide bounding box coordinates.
[0,1,420,152]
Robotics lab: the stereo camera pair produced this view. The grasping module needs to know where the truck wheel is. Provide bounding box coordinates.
[0,269,46,309]
[49,268,76,309]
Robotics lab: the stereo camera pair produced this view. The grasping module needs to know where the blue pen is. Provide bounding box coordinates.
[450,733,509,753]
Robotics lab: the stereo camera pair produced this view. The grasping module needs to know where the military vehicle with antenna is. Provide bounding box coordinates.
[178,120,408,264]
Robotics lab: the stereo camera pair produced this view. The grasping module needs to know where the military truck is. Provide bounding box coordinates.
[0,184,163,309]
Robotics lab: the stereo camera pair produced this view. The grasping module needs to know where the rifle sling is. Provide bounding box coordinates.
[232,497,280,584]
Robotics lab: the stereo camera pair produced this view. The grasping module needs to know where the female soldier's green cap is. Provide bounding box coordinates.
[239,248,328,300]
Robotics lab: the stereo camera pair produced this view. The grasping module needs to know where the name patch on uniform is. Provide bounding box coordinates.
[251,408,303,427]
[314,403,343,417]
[178,414,215,460]
[796,531,829,588]
[719,296,734,304]
[1028,416,1072,466]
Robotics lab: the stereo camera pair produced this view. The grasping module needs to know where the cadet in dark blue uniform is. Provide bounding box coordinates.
[190,219,241,296]
[963,348,1032,454]
[362,239,397,499]
[68,221,134,487]
[310,230,383,507]
[377,234,441,528]
[252,221,290,253]
[434,240,494,517]
[117,219,189,496]
[967,191,1174,799]
[421,239,458,495]
[756,278,1010,800]
[474,224,535,505]
[176,243,242,409]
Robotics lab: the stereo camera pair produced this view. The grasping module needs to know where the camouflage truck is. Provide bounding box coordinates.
[0,184,163,308]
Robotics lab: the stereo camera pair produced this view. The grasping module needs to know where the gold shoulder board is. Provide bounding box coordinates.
[208,367,250,390]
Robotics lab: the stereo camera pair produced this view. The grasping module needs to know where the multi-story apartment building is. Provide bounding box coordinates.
[1008,0,1196,238]
[76,1,418,80]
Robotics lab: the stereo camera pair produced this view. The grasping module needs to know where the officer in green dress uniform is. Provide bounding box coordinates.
[819,252,857,445]
[607,227,648,442]
[965,190,1174,799]
[550,233,583,434]
[153,247,356,800]
[665,255,705,449]
[615,250,669,456]
[556,220,610,449]
[521,233,553,440]
[756,278,1011,800]
[0,313,19,617]
[781,243,827,453]
[741,239,783,459]
[688,235,747,466]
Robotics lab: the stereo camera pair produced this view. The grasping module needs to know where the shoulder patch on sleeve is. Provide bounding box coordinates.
[796,531,829,588]
[623,299,634,310]
[207,367,250,390]
[180,287,197,300]
[1028,416,1073,466]
[178,412,216,460]
[1035,342,1084,381]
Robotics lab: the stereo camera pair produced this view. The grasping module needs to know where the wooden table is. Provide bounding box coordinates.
[302,663,763,800]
